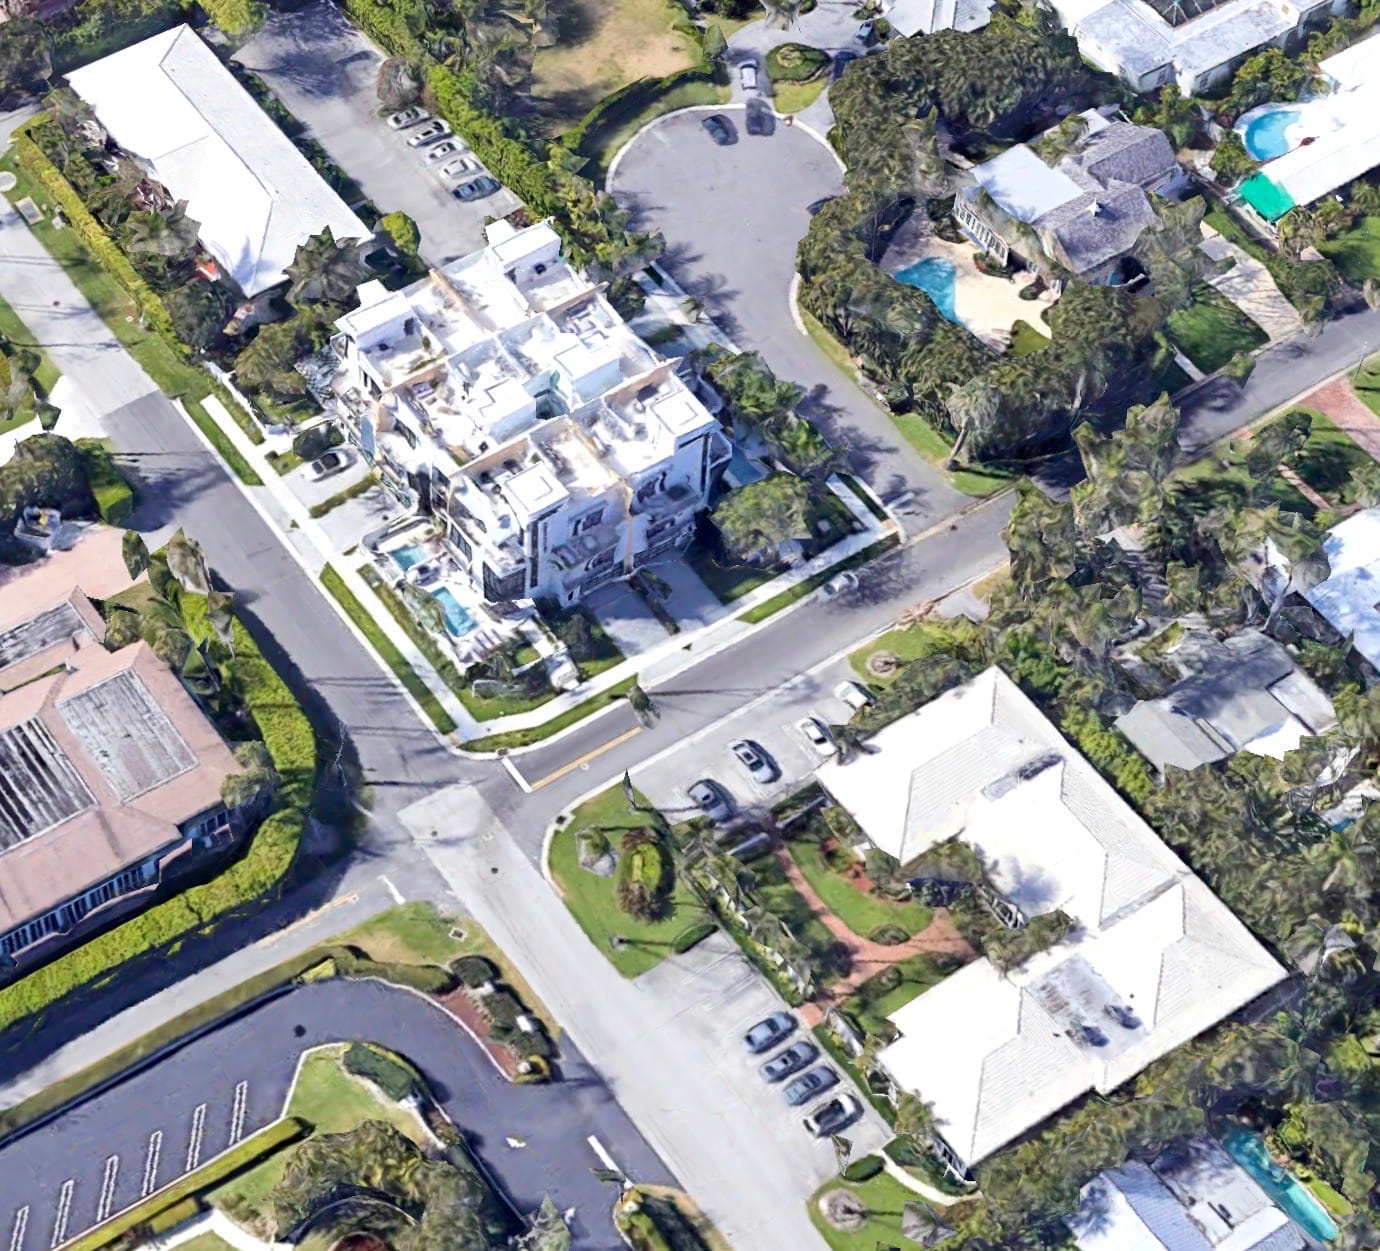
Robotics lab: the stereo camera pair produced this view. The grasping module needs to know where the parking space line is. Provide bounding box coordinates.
[95,1158,118,1223]
[185,1105,207,1173]
[586,1136,619,1173]
[49,1182,73,1249]
[9,1206,28,1251]
[229,1082,248,1146]
[141,1132,162,1198]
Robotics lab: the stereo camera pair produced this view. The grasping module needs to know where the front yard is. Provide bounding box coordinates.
[1321,215,1380,285]
[1165,283,1268,374]
[787,821,933,940]
[808,1173,932,1251]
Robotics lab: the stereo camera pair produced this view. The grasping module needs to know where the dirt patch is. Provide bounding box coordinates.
[531,0,699,134]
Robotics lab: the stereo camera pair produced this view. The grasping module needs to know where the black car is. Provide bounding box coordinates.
[701,114,737,146]
[453,175,499,201]
[807,196,837,216]
[784,1066,839,1106]
[742,1011,795,1054]
[760,1040,818,1082]
[831,51,858,80]
[745,97,773,138]
[803,1094,863,1137]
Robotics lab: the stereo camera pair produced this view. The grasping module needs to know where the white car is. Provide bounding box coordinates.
[822,570,859,599]
[441,155,482,179]
[386,106,429,129]
[798,716,836,757]
[740,61,758,91]
[835,680,873,713]
[406,120,451,147]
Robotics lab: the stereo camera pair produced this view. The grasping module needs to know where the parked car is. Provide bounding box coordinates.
[822,570,859,599]
[386,106,429,129]
[745,96,772,137]
[441,156,482,179]
[739,60,759,91]
[784,1066,839,1106]
[853,19,876,44]
[798,716,836,757]
[726,830,772,862]
[305,448,351,481]
[803,1094,862,1137]
[453,176,500,201]
[831,51,858,80]
[835,680,874,713]
[689,778,734,823]
[807,196,837,216]
[701,114,737,146]
[425,140,466,164]
[743,1012,796,1054]
[405,120,451,147]
[731,739,779,784]
[760,1041,818,1082]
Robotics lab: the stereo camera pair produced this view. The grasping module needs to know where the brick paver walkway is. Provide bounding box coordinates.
[1300,377,1380,463]
[774,847,976,1027]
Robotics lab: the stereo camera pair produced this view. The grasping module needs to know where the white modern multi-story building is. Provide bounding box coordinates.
[331,220,731,608]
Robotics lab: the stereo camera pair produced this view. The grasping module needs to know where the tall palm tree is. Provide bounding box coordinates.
[124,200,200,258]
[285,228,372,306]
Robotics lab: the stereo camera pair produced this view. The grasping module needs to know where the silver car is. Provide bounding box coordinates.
[386,106,429,129]
[425,140,466,164]
[730,739,778,785]
[406,120,451,147]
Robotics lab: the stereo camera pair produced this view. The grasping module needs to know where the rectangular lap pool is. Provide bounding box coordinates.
[1222,1128,1339,1243]
[431,586,477,638]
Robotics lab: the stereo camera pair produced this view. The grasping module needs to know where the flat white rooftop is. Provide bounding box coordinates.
[67,25,368,297]
[1305,506,1380,673]
[819,669,1285,1169]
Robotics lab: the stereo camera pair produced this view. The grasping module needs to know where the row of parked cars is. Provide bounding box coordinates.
[744,1012,861,1134]
[386,106,499,202]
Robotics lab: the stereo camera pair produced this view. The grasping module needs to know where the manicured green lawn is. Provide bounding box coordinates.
[739,535,900,625]
[0,292,59,395]
[463,675,638,751]
[808,1174,929,1251]
[841,955,952,1037]
[548,786,702,977]
[774,76,827,114]
[287,1046,429,1143]
[176,1235,237,1251]
[751,855,851,983]
[1165,284,1268,374]
[1289,408,1376,501]
[851,624,954,684]
[1172,439,1316,517]
[339,901,469,967]
[1354,357,1380,420]
[789,837,932,939]
[686,540,775,603]
[1321,215,1380,284]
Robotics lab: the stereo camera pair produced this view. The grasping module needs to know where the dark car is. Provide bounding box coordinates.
[701,114,737,146]
[784,1066,839,1106]
[745,97,773,138]
[760,1040,818,1082]
[689,778,733,823]
[831,51,859,80]
[803,1094,862,1137]
[743,1012,795,1054]
[453,176,500,201]
[807,196,838,216]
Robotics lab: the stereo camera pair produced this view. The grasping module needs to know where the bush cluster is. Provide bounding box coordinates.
[342,1041,418,1100]
[765,43,830,82]
[615,829,671,922]
[75,438,134,524]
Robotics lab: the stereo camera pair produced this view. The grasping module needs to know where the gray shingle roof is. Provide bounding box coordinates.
[1077,122,1180,189]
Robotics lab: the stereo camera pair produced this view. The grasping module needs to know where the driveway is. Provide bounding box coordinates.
[0,979,670,1251]
[238,2,519,265]
[608,109,967,522]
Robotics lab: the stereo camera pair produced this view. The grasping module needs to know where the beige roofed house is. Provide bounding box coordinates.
[816,668,1285,1176]
[0,530,244,971]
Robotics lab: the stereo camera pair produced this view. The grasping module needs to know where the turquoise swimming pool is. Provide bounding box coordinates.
[1242,106,1303,161]
[1222,1129,1339,1243]
[390,543,430,571]
[895,256,961,325]
[432,586,477,637]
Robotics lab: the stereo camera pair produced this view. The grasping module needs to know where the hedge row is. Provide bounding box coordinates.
[559,64,716,158]
[64,1117,307,1251]
[342,1040,417,1100]
[0,596,319,1033]
[12,128,180,349]
[75,439,135,525]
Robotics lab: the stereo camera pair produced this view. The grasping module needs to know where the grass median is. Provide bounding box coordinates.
[462,674,636,751]
[319,564,456,734]
[739,534,900,625]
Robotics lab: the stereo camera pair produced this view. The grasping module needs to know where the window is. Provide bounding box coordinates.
[577,507,605,533]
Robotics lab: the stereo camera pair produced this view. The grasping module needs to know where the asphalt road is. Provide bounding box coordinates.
[608,109,968,524]
[0,980,669,1251]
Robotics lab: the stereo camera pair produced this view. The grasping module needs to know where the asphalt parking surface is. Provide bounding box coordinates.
[0,980,670,1250]
[238,2,519,265]
[608,108,966,519]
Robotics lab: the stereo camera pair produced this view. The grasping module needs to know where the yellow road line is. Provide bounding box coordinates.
[525,726,643,790]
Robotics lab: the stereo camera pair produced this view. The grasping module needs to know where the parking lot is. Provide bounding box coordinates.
[239,2,519,265]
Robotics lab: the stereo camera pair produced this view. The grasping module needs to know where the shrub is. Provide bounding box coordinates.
[201,0,267,39]
[868,923,910,946]
[841,1154,886,1182]
[672,921,717,953]
[75,438,134,524]
[342,1041,417,1099]
[454,953,499,988]
[615,831,671,921]
[766,42,830,82]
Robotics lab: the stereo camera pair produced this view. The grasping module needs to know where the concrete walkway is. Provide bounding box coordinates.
[772,847,974,1028]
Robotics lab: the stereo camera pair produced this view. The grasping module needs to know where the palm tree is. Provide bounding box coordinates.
[285,227,372,306]
[894,1092,937,1144]
[123,200,200,258]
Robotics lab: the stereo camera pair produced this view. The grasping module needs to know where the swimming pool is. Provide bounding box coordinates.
[895,257,961,324]
[1222,1129,1339,1243]
[390,543,430,571]
[1241,106,1304,161]
[432,586,478,637]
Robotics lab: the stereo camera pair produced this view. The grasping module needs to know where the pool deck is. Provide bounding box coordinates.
[884,217,1057,351]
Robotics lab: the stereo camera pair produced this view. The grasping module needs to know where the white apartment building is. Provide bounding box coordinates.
[331,220,731,607]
